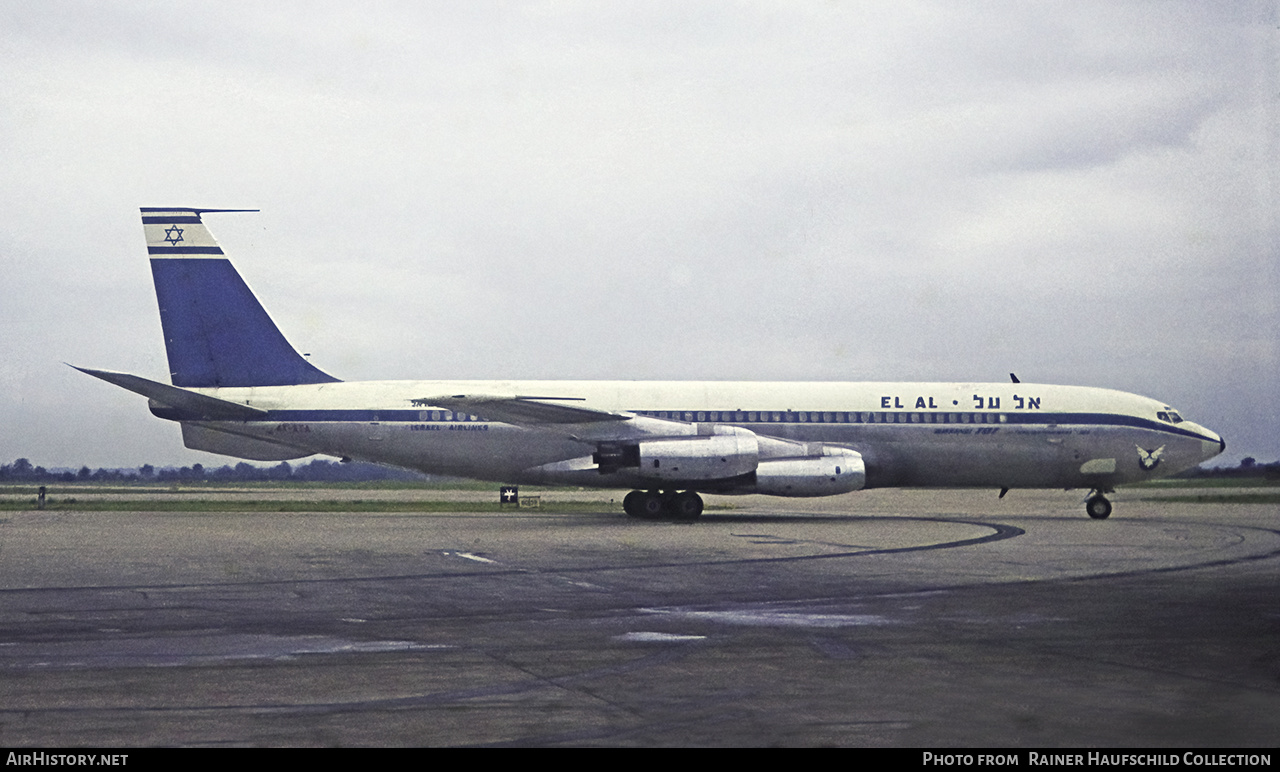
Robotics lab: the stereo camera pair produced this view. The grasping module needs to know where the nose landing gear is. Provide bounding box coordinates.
[623,490,705,521]
[1085,491,1113,519]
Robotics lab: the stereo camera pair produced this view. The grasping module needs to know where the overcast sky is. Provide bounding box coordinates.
[2,1,1276,470]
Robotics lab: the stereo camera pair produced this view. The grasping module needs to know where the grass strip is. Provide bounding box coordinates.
[0,498,622,513]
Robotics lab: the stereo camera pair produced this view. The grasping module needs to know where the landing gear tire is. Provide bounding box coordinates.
[637,491,665,519]
[623,491,663,519]
[1086,495,1112,520]
[669,491,704,521]
[623,491,646,518]
[623,490,702,521]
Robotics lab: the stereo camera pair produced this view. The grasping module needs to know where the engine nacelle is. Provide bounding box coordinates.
[753,447,866,497]
[634,433,760,481]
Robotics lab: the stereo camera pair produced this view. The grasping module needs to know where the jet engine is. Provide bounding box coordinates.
[753,446,866,496]
[591,426,864,496]
[594,432,759,480]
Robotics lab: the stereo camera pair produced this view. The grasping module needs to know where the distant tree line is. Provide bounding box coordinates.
[1174,457,1280,480]
[3,455,1275,484]
[0,458,428,484]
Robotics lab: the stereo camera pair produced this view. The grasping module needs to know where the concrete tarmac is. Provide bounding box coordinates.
[0,488,1277,747]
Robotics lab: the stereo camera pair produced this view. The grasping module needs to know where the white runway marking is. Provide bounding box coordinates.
[643,607,891,628]
[615,632,708,642]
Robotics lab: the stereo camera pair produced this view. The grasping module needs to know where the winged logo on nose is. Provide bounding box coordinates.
[1136,445,1165,471]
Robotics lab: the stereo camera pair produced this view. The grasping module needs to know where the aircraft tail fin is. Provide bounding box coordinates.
[142,208,340,388]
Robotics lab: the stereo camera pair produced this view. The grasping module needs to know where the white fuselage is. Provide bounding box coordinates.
[167,379,1225,494]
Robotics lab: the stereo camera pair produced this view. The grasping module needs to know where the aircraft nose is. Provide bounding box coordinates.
[1201,431,1225,461]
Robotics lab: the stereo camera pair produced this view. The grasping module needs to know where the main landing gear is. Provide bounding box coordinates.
[623,490,704,522]
[1085,490,1113,520]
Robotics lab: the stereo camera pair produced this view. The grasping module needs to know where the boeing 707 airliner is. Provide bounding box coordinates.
[76,208,1226,520]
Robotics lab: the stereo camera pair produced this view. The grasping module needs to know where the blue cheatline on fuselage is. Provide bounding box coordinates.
[146,406,1220,445]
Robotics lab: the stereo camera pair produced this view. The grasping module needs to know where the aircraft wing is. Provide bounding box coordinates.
[72,366,269,421]
[416,394,631,425]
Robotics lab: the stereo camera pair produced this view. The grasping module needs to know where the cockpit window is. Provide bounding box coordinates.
[1157,410,1184,424]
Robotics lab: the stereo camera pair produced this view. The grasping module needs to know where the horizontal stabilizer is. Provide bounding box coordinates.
[417,394,630,424]
[71,366,268,420]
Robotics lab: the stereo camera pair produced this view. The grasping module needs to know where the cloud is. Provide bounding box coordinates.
[1,1,1274,467]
